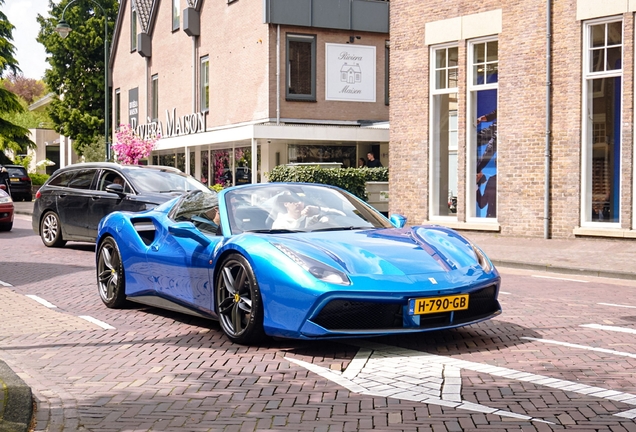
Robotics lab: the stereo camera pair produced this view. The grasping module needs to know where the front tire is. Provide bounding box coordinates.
[215,254,265,344]
[0,222,12,231]
[40,211,66,247]
[97,237,127,308]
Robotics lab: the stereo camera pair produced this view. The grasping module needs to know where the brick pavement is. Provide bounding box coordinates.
[2,214,636,431]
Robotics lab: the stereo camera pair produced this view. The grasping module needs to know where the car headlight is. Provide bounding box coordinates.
[273,243,350,285]
[469,242,493,273]
[0,196,12,204]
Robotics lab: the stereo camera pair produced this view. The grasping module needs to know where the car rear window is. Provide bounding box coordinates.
[6,167,27,177]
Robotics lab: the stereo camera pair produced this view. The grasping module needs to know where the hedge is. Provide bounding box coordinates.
[265,165,388,201]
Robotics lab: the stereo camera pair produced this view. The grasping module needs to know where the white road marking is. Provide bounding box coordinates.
[79,315,115,330]
[531,274,589,283]
[288,341,636,421]
[0,280,12,287]
[598,302,636,309]
[522,336,636,359]
[25,294,57,308]
[499,291,511,295]
[580,323,636,335]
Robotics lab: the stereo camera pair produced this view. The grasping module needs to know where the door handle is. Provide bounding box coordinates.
[151,244,159,251]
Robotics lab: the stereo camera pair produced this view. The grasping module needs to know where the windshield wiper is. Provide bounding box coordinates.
[310,226,371,232]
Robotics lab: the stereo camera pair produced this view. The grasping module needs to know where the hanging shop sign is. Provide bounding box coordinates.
[128,87,139,126]
[131,109,207,140]
[325,43,376,103]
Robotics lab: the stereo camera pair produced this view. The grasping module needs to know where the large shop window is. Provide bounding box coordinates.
[430,45,459,217]
[583,19,622,225]
[286,34,316,101]
[468,39,498,220]
[200,56,209,112]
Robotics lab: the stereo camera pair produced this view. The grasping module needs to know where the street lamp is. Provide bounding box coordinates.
[55,0,111,161]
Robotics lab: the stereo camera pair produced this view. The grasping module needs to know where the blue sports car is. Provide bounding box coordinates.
[96,182,501,344]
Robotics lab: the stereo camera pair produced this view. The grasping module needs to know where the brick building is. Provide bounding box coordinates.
[390,0,636,240]
[110,0,390,186]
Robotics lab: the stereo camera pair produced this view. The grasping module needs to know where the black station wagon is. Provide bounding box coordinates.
[32,162,208,247]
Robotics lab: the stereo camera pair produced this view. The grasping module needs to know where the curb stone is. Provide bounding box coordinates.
[0,360,32,432]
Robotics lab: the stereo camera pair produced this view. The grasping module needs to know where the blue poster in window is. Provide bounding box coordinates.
[475,89,497,218]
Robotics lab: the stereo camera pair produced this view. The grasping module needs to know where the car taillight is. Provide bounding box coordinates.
[20,176,30,181]
[35,190,41,199]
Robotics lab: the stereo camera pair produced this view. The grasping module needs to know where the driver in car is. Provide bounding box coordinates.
[272,194,335,230]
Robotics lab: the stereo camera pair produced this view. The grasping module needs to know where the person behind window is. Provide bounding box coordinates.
[366,152,382,168]
[358,158,366,168]
[112,175,124,186]
[192,206,221,234]
[272,193,344,230]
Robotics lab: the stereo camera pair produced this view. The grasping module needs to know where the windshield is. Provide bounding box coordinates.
[224,184,392,235]
[122,167,209,194]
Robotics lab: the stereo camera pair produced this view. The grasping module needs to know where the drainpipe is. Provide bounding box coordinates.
[276,24,280,124]
[192,38,196,112]
[544,0,552,239]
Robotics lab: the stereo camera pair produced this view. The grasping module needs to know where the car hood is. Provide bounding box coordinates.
[270,226,489,277]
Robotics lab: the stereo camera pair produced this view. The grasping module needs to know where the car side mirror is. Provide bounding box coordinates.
[168,222,211,245]
[105,183,125,195]
[389,214,407,228]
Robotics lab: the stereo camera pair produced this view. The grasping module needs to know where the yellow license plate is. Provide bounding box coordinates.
[408,294,469,315]
[10,178,19,182]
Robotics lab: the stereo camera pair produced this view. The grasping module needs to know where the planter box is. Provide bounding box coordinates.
[365,181,389,214]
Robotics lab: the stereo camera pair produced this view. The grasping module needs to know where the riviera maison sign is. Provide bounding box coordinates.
[325,43,376,102]
[131,108,207,140]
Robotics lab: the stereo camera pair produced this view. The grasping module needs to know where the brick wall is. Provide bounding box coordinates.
[391,0,634,239]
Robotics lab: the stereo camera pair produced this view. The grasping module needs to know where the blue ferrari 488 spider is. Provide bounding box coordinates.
[96,182,501,344]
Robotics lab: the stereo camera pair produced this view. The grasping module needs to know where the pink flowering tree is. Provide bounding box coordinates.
[112,124,159,165]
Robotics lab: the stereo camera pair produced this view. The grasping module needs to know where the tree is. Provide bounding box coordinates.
[0,0,35,154]
[82,135,106,162]
[112,124,157,165]
[37,0,119,155]
[2,72,46,104]
[0,96,51,129]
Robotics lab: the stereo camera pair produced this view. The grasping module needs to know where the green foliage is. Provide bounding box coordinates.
[37,0,119,153]
[0,0,36,153]
[30,173,50,185]
[13,154,32,170]
[0,95,51,129]
[82,136,108,162]
[266,166,389,201]
[209,184,225,193]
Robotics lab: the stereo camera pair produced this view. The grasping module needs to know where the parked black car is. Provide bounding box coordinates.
[219,167,252,185]
[1,164,32,201]
[32,162,209,247]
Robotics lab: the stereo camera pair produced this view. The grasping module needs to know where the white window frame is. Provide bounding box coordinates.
[286,34,316,101]
[429,43,459,220]
[200,56,209,112]
[466,36,498,223]
[151,74,159,122]
[172,0,180,31]
[131,3,137,52]
[581,16,623,228]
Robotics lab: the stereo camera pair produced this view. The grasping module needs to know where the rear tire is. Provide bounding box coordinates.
[40,211,66,247]
[97,237,127,308]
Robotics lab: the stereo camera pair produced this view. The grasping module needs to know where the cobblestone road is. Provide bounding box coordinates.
[1,215,636,431]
